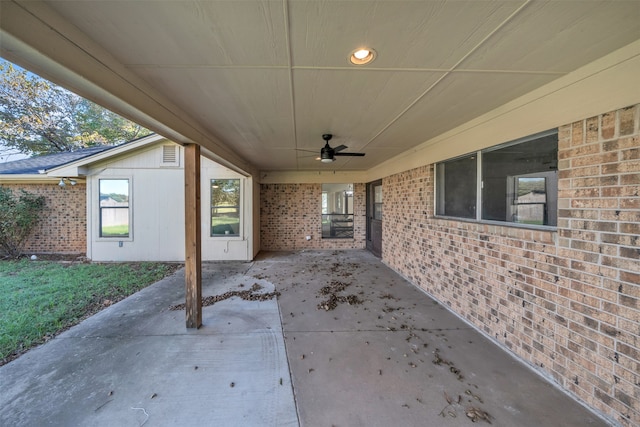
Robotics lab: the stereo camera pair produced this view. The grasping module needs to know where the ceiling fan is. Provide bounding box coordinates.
[316,134,365,163]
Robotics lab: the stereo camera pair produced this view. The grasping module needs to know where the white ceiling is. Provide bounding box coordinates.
[1,0,639,172]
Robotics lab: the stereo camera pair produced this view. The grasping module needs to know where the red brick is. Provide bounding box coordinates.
[619,105,637,136]
[620,198,640,209]
[571,121,585,146]
[620,222,640,235]
[602,160,640,175]
[586,116,600,143]
[559,143,600,160]
[601,111,616,140]
[559,165,600,179]
[572,176,618,188]
[601,233,640,246]
[620,173,640,185]
[601,256,640,273]
[572,152,618,168]
[619,246,640,260]
[603,136,639,153]
[621,148,640,161]
[620,271,640,286]
[4,183,86,254]
[558,125,572,143]
[600,210,640,222]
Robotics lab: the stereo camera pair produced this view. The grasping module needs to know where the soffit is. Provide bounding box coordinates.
[2,0,639,172]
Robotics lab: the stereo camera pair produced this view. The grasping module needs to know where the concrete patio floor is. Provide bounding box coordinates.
[0,250,610,426]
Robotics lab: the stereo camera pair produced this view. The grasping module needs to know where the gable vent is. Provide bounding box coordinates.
[162,145,177,163]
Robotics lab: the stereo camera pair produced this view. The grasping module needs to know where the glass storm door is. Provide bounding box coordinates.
[366,180,382,257]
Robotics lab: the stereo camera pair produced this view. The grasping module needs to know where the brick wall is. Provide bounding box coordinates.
[260,183,366,250]
[383,104,639,426]
[1,183,86,255]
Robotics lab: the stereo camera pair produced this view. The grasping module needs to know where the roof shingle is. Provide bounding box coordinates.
[0,146,114,175]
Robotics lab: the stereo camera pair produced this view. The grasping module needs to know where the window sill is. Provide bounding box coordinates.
[96,237,133,243]
[433,215,557,232]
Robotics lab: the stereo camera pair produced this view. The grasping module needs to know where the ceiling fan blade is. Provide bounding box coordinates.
[333,144,348,152]
[334,152,365,157]
[295,148,319,153]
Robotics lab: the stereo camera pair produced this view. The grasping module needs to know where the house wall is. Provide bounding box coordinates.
[260,183,366,250]
[252,177,261,258]
[87,143,254,262]
[382,104,639,427]
[1,183,86,255]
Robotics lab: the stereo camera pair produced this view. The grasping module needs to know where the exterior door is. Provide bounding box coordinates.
[366,180,382,257]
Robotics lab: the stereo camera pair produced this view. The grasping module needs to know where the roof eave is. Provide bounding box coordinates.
[0,174,71,184]
[46,133,167,176]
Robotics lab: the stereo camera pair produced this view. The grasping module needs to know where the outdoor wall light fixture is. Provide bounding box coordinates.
[58,178,77,187]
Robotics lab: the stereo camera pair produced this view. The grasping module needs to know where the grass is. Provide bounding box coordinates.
[211,217,239,226]
[0,259,178,365]
[101,224,129,236]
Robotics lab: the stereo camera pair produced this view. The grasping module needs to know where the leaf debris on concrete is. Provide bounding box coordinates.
[316,280,363,311]
[169,283,279,310]
[440,390,492,423]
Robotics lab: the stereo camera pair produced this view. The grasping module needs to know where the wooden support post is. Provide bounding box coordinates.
[184,143,202,328]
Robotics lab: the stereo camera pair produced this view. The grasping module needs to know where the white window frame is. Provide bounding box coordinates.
[209,178,243,238]
[96,176,133,241]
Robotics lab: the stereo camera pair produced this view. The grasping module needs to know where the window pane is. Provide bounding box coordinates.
[374,203,383,220]
[373,184,382,220]
[321,183,354,238]
[100,179,129,206]
[482,132,557,226]
[99,179,129,237]
[100,208,130,237]
[374,185,382,203]
[436,155,477,219]
[211,179,240,236]
[514,177,547,225]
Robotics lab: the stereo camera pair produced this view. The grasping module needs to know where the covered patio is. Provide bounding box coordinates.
[0,251,606,426]
[1,2,638,425]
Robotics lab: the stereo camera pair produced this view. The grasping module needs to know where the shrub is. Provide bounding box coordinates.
[0,186,46,258]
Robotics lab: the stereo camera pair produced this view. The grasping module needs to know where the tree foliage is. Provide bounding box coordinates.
[211,179,240,207]
[0,60,150,156]
[0,186,46,258]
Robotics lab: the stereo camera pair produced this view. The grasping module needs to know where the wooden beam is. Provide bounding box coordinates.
[184,143,202,328]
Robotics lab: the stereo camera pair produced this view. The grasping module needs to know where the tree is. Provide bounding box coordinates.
[0,187,46,258]
[211,179,240,207]
[0,60,150,157]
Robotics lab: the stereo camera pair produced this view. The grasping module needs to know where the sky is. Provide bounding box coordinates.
[0,57,145,164]
[0,58,32,163]
[0,149,29,163]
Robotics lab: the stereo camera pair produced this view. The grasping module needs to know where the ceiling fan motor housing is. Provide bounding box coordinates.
[321,144,334,161]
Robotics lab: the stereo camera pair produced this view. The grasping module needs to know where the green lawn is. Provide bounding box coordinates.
[101,224,129,236]
[0,259,177,365]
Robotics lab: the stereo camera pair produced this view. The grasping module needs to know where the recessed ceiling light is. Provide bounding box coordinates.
[353,49,370,60]
[349,47,376,65]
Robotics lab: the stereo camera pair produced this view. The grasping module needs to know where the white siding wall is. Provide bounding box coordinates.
[86,143,252,262]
